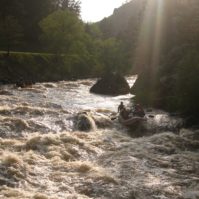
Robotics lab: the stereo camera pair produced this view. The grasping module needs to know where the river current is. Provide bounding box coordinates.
[0,77,198,199]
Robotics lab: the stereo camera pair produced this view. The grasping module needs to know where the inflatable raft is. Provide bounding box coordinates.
[118,115,147,127]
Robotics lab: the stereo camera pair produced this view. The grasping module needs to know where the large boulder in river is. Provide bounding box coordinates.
[74,111,113,132]
[75,112,96,132]
[90,73,130,96]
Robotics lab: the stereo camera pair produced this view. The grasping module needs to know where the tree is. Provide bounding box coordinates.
[85,23,102,39]
[0,0,24,19]
[0,16,23,55]
[0,0,54,50]
[98,38,129,74]
[52,0,81,15]
[39,10,84,54]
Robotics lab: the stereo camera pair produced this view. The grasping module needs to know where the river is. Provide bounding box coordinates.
[0,77,198,199]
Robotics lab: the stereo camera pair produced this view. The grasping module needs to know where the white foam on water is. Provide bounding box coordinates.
[0,77,198,199]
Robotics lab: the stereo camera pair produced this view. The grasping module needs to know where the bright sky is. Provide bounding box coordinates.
[81,0,126,22]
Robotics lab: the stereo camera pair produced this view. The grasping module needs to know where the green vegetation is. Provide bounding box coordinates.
[39,10,84,54]
[158,45,199,121]
[99,0,198,123]
[0,16,23,55]
[0,53,62,83]
[0,52,96,83]
[0,0,129,82]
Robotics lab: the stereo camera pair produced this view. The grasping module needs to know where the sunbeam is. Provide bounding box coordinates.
[134,0,165,75]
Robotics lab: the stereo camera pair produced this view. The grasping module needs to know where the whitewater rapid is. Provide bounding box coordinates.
[0,77,198,199]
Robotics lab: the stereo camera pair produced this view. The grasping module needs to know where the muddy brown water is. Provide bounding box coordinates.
[0,77,198,199]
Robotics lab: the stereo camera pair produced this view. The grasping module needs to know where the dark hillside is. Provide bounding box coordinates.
[98,0,199,124]
[98,0,146,38]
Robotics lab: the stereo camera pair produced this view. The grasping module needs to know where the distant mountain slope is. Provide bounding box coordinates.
[98,0,146,38]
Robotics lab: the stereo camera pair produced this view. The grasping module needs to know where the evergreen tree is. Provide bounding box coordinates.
[0,16,23,55]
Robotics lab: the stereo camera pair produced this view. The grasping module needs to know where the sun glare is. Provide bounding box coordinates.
[134,0,165,74]
[81,0,125,22]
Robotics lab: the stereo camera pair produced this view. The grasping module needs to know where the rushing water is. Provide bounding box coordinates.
[0,77,198,199]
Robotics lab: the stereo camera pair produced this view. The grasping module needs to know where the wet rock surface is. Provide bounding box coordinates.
[74,111,113,132]
[90,73,130,96]
[75,112,96,131]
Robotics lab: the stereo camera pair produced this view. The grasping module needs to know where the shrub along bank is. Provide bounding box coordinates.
[0,52,99,84]
[131,45,199,126]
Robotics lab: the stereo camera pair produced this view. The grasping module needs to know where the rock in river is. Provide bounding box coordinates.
[90,73,130,96]
[75,112,96,132]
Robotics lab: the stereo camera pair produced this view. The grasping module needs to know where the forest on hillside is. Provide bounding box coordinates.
[0,0,199,123]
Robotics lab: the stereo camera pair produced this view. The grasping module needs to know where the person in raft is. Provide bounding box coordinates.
[118,102,129,119]
[118,101,125,113]
[133,104,145,117]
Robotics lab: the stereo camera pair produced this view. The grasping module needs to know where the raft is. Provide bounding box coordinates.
[118,115,147,127]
